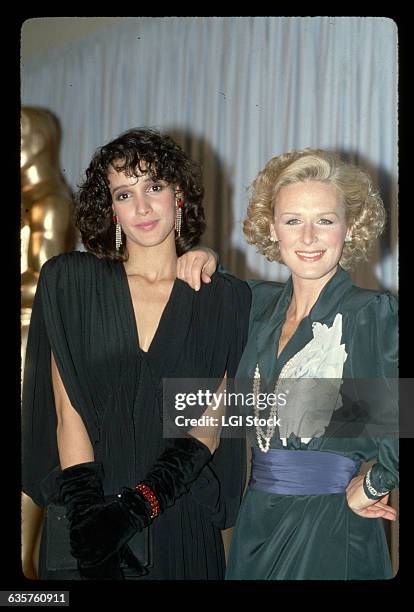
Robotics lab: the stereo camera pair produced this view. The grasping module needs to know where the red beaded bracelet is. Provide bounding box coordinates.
[135,483,160,519]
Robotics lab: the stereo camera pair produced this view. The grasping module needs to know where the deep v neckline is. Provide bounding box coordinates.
[120,264,179,355]
[276,317,307,361]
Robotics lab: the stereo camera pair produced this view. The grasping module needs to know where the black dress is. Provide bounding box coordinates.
[22,251,251,580]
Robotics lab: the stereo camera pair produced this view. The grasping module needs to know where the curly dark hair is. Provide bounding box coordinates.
[74,128,206,260]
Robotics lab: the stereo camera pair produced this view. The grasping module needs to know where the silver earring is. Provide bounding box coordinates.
[175,198,183,237]
[345,235,352,243]
[113,215,122,250]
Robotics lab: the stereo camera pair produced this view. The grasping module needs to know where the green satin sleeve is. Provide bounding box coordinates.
[366,438,399,496]
[375,293,398,378]
[364,293,399,495]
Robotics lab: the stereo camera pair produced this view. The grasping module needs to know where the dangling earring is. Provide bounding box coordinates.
[113,214,122,250]
[175,198,184,237]
[269,228,278,243]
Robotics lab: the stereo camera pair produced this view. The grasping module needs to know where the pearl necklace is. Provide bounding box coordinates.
[253,342,313,453]
[253,364,276,452]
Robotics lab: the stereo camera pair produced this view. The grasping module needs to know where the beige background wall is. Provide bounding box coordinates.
[21,17,126,60]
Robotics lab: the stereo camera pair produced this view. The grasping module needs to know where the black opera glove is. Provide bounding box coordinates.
[73,437,212,560]
[60,461,147,578]
[103,436,213,544]
[60,461,105,524]
[61,437,212,571]
[140,436,213,513]
[68,489,152,567]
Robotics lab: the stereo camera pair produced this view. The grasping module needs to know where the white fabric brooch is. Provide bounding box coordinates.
[276,313,348,445]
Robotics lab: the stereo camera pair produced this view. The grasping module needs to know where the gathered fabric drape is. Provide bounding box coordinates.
[21,16,397,291]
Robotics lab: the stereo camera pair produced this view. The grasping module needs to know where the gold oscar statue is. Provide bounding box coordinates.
[21,107,75,579]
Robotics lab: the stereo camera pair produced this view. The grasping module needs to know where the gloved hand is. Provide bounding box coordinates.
[61,437,212,574]
[60,461,147,579]
[67,490,151,567]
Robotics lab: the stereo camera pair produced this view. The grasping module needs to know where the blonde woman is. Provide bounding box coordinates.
[180,149,398,580]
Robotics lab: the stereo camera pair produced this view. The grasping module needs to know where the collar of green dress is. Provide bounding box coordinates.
[253,266,353,385]
[276,265,353,324]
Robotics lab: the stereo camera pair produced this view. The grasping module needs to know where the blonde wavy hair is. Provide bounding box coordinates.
[243,148,386,270]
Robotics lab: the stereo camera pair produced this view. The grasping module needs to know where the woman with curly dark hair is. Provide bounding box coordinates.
[22,128,251,580]
[75,128,206,260]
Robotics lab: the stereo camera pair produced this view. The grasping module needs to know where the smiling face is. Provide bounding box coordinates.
[108,164,178,250]
[270,180,350,282]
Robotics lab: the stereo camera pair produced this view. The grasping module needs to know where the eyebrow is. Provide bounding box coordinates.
[111,184,133,196]
[279,211,340,217]
[110,176,155,196]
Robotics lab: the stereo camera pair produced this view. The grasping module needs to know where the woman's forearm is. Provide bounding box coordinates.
[52,350,94,469]
[57,420,94,470]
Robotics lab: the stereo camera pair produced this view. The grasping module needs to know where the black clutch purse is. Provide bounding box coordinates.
[45,502,153,575]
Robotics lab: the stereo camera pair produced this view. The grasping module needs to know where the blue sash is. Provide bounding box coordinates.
[250,448,359,495]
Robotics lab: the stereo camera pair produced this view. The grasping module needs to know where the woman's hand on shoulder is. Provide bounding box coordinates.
[176,247,218,291]
[346,474,397,521]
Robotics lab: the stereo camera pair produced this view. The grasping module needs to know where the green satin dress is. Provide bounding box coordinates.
[225,265,398,580]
